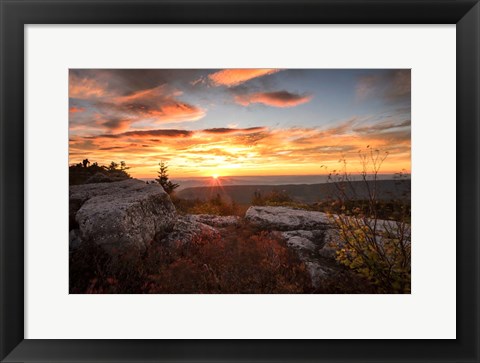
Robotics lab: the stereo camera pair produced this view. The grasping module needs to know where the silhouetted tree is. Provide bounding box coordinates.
[155,161,179,194]
[69,159,131,185]
[120,161,130,171]
[108,161,119,171]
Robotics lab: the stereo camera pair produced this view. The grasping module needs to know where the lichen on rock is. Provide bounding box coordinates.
[69,179,177,253]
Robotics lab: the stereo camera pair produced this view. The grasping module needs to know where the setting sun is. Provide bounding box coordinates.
[212,174,219,179]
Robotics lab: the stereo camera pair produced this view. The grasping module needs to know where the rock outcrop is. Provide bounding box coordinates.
[189,214,241,228]
[85,172,114,184]
[70,179,177,253]
[280,229,337,287]
[245,206,332,230]
[159,215,220,246]
[244,205,410,288]
[245,206,338,287]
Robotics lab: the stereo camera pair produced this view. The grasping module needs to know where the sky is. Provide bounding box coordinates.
[69,69,411,178]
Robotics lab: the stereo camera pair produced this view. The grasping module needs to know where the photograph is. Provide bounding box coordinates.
[69,68,411,294]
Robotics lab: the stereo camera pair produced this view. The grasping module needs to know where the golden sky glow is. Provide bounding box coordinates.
[69,69,411,178]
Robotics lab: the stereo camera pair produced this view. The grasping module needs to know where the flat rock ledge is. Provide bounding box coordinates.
[189,214,241,228]
[245,206,333,231]
[70,179,177,253]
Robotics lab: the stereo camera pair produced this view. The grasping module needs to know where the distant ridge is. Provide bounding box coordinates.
[176,179,411,205]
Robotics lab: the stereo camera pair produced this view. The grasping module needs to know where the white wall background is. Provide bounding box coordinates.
[25,25,456,339]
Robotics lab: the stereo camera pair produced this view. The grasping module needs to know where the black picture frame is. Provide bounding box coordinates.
[1,1,478,362]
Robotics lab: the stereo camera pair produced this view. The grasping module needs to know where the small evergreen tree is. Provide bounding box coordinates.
[120,161,130,171]
[108,161,119,171]
[155,161,179,194]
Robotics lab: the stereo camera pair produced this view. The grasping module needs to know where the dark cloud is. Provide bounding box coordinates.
[70,69,206,96]
[100,117,132,132]
[354,119,411,134]
[99,146,127,151]
[87,129,194,140]
[357,70,411,102]
[202,127,266,134]
[235,90,312,108]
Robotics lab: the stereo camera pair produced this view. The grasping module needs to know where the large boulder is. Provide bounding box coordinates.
[69,179,177,253]
[245,206,332,230]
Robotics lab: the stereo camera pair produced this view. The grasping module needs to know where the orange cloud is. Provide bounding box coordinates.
[208,69,281,87]
[148,102,205,123]
[235,91,312,108]
[105,85,206,125]
[69,106,85,114]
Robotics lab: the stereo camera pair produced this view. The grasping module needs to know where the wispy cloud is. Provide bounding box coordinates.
[69,73,110,99]
[353,119,411,134]
[356,69,411,102]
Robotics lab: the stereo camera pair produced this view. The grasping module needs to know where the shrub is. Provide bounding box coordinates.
[252,189,295,206]
[69,224,312,294]
[313,199,411,222]
[172,194,240,216]
[330,216,411,293]
[327,148,411,293]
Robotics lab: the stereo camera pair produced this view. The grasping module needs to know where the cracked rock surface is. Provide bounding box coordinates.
[69,179,177,253]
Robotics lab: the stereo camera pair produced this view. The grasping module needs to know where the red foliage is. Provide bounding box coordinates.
[70,225,312,294]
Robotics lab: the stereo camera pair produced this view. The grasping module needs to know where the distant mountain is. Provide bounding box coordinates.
[176,179,411,205]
